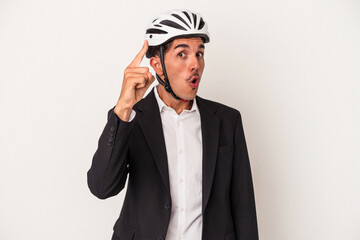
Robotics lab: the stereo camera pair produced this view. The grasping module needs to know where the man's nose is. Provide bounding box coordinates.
[189,55,200,72]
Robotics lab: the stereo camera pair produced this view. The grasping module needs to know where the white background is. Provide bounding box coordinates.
[0,0,359,239]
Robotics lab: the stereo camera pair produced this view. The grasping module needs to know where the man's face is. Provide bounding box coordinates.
[163,37,205,100]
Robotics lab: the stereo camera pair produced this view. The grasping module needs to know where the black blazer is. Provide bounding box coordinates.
[87,87,259,240]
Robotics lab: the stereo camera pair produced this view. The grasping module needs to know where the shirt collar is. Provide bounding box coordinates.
[153,85,200,116]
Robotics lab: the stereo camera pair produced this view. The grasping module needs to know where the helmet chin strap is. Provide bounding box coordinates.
[155,45,188,102]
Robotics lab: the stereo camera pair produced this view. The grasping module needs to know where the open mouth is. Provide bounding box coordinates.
[189,75,199,82]
[189,76,199,88]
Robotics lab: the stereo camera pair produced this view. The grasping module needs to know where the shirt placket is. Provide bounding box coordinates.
[175,113,186,240]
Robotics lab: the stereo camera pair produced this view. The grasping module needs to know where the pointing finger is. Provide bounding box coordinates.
[129,40,149,67]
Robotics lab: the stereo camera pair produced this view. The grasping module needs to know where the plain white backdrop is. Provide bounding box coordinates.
[0,0,359,239]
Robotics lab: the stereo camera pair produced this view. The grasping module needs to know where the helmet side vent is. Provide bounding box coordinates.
[146,28,168,34]
[198,18,205,30]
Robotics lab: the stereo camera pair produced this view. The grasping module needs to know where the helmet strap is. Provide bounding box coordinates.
[156,45,186,101]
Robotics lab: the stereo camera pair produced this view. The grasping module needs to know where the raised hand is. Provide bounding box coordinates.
[114,40,155,121]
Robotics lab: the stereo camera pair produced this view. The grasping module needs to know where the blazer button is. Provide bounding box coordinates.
[110,126,115,131]
[164,203,170,209]
[157,236,164,240]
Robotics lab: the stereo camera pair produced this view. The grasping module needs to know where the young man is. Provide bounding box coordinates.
[87,9,259,240]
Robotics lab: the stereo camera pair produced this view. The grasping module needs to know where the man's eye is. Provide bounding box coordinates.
[197,52,204,57]
[178,52,185,57]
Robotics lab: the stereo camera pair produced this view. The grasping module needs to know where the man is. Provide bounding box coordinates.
[87,9,259,240]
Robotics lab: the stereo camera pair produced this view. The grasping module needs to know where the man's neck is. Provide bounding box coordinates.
[157,85,193,115]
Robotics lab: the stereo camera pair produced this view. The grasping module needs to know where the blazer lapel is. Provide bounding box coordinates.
[196,96,220,213]
[137,88,171,193]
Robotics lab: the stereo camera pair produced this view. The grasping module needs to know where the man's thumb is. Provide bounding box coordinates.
[147,72,155,83]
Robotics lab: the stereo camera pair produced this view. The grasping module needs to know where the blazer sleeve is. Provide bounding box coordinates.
[230,111,259,239]
[87,106,135,199]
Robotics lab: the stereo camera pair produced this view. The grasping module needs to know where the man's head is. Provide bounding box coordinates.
[144,9,210,101]
[149,37,205,101]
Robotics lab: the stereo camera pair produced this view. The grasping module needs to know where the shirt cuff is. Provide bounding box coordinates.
[128,109,136,122]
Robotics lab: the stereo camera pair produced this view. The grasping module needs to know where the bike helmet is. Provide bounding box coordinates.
[144,9,210,101]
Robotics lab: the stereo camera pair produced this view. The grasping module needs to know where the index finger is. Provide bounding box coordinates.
[128,40,149,67]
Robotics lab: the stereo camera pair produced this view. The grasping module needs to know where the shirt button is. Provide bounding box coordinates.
[177,122,181,127]
[178,236,182,240]
[180,208,184,212]
[179,149,183,154]
[179,178,184,183]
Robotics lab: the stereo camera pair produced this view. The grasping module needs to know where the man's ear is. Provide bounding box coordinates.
[150,56,163,76]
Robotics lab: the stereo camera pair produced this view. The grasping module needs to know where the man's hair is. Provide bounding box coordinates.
[147,40,173,58]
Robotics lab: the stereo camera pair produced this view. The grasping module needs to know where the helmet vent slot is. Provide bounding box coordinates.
[192,13,197,28]
[171,14,191,29]
[160,20,187,31]
[182,11,192,23]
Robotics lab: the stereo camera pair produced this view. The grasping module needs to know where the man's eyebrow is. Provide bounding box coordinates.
[174,44,205,50]
[174,44,189,50]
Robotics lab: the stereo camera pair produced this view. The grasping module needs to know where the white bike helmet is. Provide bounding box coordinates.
[145,9,210,57]
[144,9,210,101]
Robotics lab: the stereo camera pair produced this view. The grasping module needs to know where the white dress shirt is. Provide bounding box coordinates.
[154,85,203,240]
[126,85,203,240]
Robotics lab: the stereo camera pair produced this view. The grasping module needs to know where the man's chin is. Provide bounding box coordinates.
[180,92,197,101]
[170,86,198,101]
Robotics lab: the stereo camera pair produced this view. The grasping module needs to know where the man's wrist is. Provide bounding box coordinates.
[114,105,133,122]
